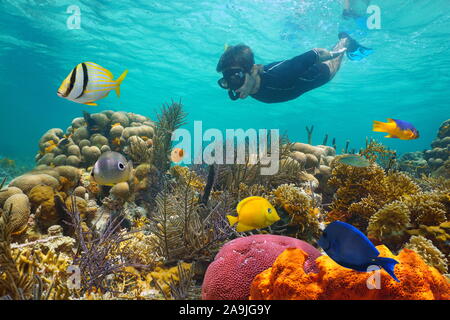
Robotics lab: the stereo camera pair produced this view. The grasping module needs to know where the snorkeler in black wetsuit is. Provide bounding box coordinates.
[217,32,372,103]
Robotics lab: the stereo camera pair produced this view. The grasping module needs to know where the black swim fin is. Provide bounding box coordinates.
[339,32,373,61]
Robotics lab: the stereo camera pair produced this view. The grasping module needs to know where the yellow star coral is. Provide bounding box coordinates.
[170,165,205,192]
[119,231,162,267]
[271,183,320,241]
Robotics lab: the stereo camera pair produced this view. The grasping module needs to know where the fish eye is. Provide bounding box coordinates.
[118,162,125,171]
[267,208,272,214]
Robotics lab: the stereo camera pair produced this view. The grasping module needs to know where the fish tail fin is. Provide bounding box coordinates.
[226,215,238,226]
[372,120,389,133]
[373,257,400,282]
[114,69,128,97]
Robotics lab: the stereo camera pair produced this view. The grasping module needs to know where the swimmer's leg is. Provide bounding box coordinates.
[314,37,350,80]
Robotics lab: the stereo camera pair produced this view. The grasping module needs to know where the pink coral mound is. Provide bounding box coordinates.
[201,234,321,300]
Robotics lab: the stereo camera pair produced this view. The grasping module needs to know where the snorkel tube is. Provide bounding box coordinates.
[228,89,240,100]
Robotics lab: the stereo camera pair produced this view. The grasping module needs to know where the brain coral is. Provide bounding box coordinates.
[249,245,450,300]
[201,234,321,300]
[9,173,59,194]
[3,193,31,235]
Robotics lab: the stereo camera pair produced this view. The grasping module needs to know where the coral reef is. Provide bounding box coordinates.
[359,138,397,171]
[270,184,321,241]
[407,222,450,258]
[327,160,425,231]
[398,151,430,177]
[404,235,448,274]
[9,173,59,194]
[1,101,448,301]
[399,119,450,178]
[201,234,321,300]
[35,111,155,168]
[249,246,450,300]
[289,142,335,199]
[2,193,31,236]
[366,201,411,250]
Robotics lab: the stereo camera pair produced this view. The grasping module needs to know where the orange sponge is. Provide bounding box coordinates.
[250,245,449,300]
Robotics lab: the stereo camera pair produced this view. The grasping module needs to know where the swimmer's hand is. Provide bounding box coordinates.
[235,73,255,99]
[236,65,263,99]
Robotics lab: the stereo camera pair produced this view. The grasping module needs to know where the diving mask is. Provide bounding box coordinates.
[218,68,246,100]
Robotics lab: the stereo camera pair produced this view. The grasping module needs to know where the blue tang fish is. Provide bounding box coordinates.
[318,221,400,282]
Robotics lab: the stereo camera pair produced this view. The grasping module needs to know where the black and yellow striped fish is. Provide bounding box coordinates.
[57,62,128,106]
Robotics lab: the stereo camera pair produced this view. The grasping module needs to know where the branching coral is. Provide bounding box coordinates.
[0,205,35,299]
[416,175,450,193]
[328,162,386,215]
[404,235,448,274]
[11,247,71,299]
[0,205,69,300]
[360,138,397,171]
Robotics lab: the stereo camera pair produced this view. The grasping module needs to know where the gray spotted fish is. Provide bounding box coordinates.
[337,154,371,167]
[57,62,128,106]
[91,151,133,186]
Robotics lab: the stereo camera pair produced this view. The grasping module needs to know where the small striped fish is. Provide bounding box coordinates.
[57,62,128,106]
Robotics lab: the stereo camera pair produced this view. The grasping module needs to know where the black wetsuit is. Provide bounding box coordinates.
[251,50,331,103]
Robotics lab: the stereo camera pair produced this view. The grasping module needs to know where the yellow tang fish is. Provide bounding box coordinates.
[372,118,419,140]
[227,196,280,232]
[57,62,128,106]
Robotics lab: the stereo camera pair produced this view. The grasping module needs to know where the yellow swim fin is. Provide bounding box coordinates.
[84,102,98,106]
[226,215,238,226]
[114,69,129,97]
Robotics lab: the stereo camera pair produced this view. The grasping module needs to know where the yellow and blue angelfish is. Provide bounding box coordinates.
[57,62,128,106]
[227,196,280,232]
[372,118,419,140]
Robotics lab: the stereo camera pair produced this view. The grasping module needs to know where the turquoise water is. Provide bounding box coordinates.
[1,0,449,163]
